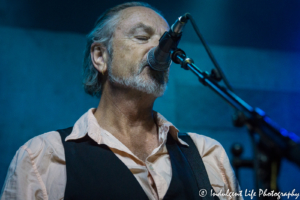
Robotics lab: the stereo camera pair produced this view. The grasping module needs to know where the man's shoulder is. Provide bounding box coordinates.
[186,132,224,155]
[185,132,236,191]
[24,130,63,149]
[1,131,67,200]
[21,130,65,162]
[187,132,227,159]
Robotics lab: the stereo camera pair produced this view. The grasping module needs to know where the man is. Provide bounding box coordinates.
[1,2,241,200]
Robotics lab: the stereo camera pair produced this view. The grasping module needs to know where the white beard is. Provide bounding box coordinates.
[107,65,169,97]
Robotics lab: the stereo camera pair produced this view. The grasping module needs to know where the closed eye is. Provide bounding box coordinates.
[135,36,149,41]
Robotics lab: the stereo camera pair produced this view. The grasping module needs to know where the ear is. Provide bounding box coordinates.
[90,43,108,74]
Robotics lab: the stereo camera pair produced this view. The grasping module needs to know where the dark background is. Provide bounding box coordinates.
[1,0,300,51]
[1,0,300,198]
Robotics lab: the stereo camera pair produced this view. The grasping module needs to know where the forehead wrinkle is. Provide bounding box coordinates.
[116,7,169,35]
[128,22,155,35]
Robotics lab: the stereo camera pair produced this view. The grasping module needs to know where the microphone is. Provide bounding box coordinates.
[147,14,189,71]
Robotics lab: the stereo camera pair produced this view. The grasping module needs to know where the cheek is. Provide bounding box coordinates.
[111,41,137,76]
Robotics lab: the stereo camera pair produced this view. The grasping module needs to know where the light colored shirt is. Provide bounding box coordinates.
[1,108,241,200]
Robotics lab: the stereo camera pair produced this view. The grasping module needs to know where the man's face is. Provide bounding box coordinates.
[108,6,170,97]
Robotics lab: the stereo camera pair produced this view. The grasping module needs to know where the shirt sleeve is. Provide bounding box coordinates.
[188,132,243,200]
[1,145,48,200]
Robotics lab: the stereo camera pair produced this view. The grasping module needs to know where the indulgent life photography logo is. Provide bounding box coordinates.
[198,189,299,199]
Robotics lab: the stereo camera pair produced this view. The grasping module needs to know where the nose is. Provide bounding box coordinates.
[143,37,159,60]
[153,32,166,46]
[146,34,163,55]
[152,35,161,47]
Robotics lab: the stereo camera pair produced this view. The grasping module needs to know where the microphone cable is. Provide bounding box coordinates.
[181,13,248,127]
[182,13,234,92]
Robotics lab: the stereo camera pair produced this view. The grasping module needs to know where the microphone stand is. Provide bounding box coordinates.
[171,48,300,199]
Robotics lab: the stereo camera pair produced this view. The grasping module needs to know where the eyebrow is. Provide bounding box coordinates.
[128,23,155,35]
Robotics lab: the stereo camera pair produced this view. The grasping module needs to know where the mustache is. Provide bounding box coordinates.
[138,58,168,85]
[137,59,150,74]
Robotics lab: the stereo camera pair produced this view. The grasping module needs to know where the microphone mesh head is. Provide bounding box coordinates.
[147,47,171,71]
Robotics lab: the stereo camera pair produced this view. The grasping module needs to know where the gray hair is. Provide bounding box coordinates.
[82,2,162,98]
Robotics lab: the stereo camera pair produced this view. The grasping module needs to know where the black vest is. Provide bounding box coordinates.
[58,127,219,200]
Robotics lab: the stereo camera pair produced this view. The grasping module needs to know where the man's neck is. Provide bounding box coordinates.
[93,82,160,161]
[93,82,157,138]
